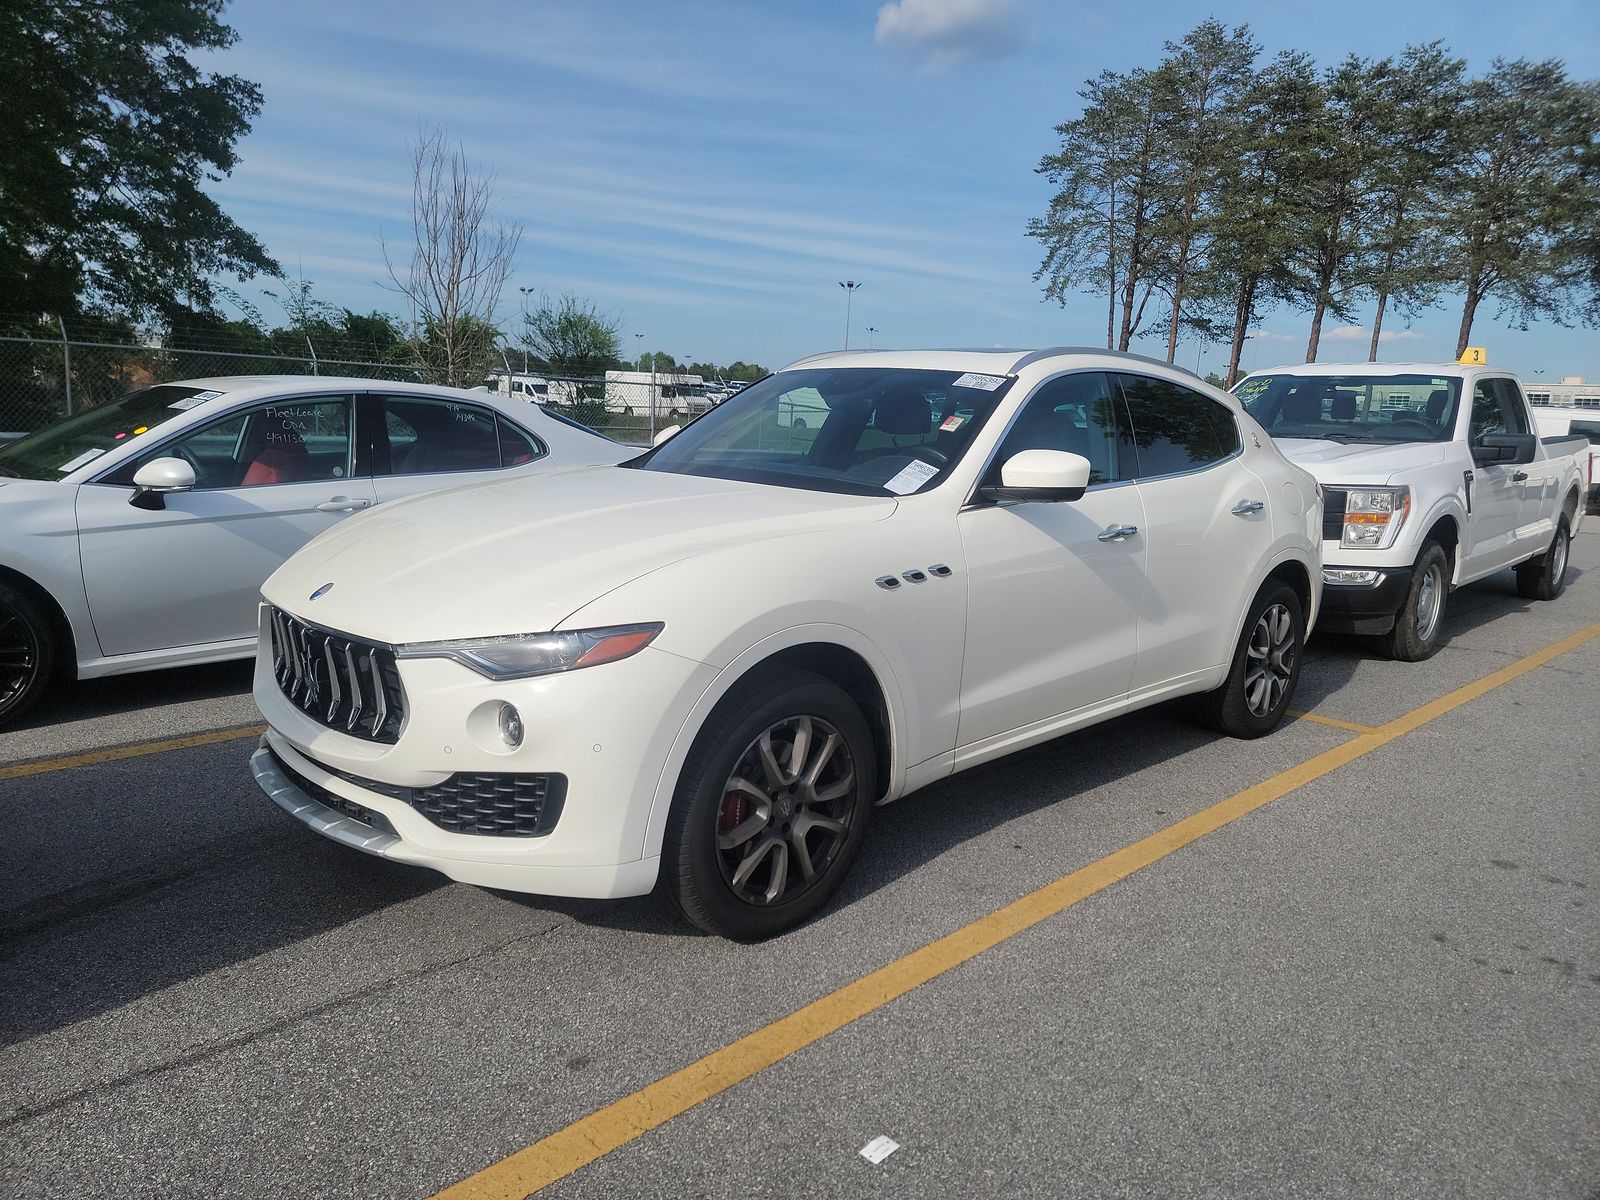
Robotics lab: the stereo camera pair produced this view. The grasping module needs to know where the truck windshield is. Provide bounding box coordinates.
[629,367,1014,496]
[0,384,218,481]
[1235,374,1462,444]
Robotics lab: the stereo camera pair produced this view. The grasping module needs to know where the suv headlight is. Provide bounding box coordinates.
[1339,486,1410,549]
[397,623,663,680]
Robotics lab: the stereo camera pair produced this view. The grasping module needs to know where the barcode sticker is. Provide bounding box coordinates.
[952,372,1006,391]
[884,459,939,495]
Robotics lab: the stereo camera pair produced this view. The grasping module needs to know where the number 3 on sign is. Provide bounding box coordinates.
[1458,346,1487,365]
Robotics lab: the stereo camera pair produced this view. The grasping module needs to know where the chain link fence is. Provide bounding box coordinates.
[0,331,425,439]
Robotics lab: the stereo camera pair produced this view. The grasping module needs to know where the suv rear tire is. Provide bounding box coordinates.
[1193,579,1304,739]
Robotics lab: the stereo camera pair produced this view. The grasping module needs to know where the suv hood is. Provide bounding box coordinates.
[262,465,896,644]
[1274,438,1448,485]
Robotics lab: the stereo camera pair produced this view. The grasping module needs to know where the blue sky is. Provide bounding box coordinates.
[206,0,1599,380]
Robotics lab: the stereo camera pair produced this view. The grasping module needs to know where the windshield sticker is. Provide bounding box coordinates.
[58,447,106,473]
[953,372,1006,392]
[168,391,219,410]
[884,459,940,495]
[939,413,968,432]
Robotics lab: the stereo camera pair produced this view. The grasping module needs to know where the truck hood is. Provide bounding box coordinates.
[262,465,897,644]
[1274,438,1449,485]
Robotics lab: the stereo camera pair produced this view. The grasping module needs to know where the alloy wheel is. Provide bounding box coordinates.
[715,714,856,906]
[1244,602,1296,718]
[0,606,40,714]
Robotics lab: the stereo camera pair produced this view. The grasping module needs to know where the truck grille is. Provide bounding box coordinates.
[1321,487,1347,541]
[267,607,406,743]
[298,750,566,838]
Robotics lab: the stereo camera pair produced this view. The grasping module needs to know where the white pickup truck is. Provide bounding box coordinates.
[1236,361,1589,660]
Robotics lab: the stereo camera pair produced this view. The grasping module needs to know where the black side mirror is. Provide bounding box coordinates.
[1472,432,1537,467]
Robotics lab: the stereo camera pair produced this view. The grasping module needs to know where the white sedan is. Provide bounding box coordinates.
[251,349,1322,938]
[0,376,629,723]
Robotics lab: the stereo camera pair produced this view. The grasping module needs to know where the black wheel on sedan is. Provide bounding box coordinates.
[1193,579,1305,739]
[660,666,877,939]
[0,582,56,726]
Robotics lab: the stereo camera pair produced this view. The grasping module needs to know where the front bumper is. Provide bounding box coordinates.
[1315,563,1414,635]
[250,612,720,900]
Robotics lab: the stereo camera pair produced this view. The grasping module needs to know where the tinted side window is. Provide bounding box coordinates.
[496,416,547,465]
[1469,381,1505,442]
[382,397,502,475]
[1492,379,1530,435]
[106,397,353,489]
[987,372,1133,485]
[1115,375,1239,477]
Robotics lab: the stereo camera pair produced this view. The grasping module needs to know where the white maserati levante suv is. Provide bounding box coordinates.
[251,349,1322,938]
[0,376,628,723]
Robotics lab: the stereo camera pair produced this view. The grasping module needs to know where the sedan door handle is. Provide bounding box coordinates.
[315,496,372,513]
[1097,524,1139,542]
[1511,471,1528,483]
[1231,500,1265,515]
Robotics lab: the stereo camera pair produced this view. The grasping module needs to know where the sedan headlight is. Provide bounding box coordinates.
[1339,486,1410,550]
[397,623,664,680]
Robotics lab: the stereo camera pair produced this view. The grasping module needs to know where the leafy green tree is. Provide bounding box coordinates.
[1200,51,1325,384]
[724,361,768,382]
[1442,58,1600,355]
[1360,42,1466,361]
[522,295,623,377]
[1030,66,1171,350]
[1150,20,1259,363]
[1292,55,1388,361]
[0,0,277,328]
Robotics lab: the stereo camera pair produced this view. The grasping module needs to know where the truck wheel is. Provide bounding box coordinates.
[659,667,876,940]
[1515,514,1571,602]
[1192,579,1304,739]
[1382,540,1450,662]
[0,582,56,727]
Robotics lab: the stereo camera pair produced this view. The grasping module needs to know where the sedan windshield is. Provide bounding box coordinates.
[631,367,1015,496]
[0,384,221,481]
[1235,373,1461,444]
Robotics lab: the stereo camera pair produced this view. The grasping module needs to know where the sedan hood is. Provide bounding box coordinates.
[1274,438,1448,484]
[263,466,896,644]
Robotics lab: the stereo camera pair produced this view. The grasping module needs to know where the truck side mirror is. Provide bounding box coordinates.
[1472,433,1536,467]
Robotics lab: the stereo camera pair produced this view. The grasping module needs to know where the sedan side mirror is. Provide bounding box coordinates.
[977,449,1091,504]
[652,424,682,447]
[129,456,196,511]
[1472,432,1537,467]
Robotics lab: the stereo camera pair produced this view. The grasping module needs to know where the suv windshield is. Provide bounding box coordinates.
[1236,373,1461,444]
[631,367,1014,496]
[0,384,220,481]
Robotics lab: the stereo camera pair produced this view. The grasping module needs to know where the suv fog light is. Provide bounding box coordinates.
[499,704,525,748]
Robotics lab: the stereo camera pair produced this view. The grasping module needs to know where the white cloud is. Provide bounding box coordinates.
[1247,328,1299,343]
[874,0,1023,69]
[1323,325,1425,343]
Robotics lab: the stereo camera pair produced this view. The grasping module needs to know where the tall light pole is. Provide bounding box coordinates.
[517,285,535,376]
[838,280,861,349]
[634,332,644,372]
[866,325,879,349]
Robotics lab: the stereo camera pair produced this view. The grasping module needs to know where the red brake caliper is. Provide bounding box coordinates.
[719,791,748,833]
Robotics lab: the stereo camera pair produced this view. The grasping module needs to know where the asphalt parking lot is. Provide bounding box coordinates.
[3,531,1597,1200]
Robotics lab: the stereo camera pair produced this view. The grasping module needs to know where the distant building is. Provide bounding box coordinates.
[1525,376,1600,410]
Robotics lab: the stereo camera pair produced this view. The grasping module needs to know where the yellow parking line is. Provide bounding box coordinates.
[433,618,1600,1200]
[0,724,267,780]
[1288,710,1382,735]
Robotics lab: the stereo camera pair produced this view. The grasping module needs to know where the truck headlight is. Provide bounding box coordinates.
[1340,487,1410,549]
[397,623,664,680]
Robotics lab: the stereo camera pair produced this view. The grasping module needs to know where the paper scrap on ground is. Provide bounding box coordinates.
[57,447,105,473]
[953,372,1006,391]
[860,1136,900,1164]
[883,459,940,495]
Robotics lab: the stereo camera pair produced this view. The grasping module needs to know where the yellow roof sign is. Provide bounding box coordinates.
[1458,347,1487,365]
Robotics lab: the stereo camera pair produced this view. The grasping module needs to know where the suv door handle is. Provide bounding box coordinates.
[1097,524,1139,542]
[1511,471,1528,483]
[1231,500,1265,515]
[315,496,372,513]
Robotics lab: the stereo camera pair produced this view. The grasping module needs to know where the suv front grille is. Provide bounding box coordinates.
[268,607,406,743]
[298,751,567,838]
[1321,487,1347,541]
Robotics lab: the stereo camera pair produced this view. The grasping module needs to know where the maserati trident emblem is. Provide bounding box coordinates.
[309,582,334,601]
